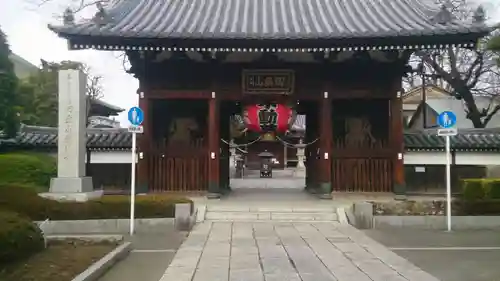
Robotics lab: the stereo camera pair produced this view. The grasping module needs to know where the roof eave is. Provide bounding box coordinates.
[49,24,489,51]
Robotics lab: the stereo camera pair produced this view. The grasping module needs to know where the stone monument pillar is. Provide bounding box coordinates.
[41,69,99,202]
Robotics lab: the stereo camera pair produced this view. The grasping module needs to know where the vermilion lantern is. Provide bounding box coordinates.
[243,104,296,134]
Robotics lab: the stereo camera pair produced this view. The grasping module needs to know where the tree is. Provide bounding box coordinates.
[0,27,20,138]
[16,60,103,127]
[405,0,500,128]
[487,32,500,63]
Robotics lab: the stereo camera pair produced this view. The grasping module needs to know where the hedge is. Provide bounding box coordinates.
[456,179,500,215]
[461,178,500,200]
[0,185,193,221]
[0,211,45,264]
[0,152,56,191]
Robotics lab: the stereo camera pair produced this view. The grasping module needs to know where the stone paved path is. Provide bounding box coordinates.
[159,222,440,281]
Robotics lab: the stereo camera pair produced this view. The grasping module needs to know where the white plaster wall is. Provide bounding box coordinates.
[85,150,500,165]
[403,152,500,165]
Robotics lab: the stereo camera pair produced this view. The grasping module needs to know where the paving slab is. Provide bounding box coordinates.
[97,229,187,281]
[364,227,500,281]
[159,222,440,281]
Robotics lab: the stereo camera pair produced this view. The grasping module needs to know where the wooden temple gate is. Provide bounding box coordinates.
[131,60,407,197]
[48,0,487,198]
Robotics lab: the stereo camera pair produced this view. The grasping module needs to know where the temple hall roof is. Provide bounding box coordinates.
[49,0,491,50]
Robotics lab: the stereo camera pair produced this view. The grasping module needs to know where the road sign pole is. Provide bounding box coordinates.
[130,131,137,235]
[437,110,456,232]
[127,106,144,236]
[445,135,452,232]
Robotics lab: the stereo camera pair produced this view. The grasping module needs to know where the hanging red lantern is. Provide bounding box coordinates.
[243,104,296,134]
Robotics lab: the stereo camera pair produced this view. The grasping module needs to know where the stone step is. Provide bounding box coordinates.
[205,210,338,222]
[206,205,337,213]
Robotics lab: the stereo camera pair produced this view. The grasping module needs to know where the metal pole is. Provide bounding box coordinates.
[445,135,452,231]
[130,132,137,235]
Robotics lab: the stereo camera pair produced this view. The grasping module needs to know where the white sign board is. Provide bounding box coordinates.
[128,125,144,134]
[437,128,457,136]
[415,166,426,173]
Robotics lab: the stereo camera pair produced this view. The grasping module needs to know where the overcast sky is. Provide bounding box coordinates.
[0,0,499,127]
[0,0,137,126]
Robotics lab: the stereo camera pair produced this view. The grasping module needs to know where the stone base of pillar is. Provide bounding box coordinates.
[49,176,94,193]
[318,182,332,199]
[43,177,98,202]
[293,168,306,177]
[207,182,221,199]
[393,183,407,201]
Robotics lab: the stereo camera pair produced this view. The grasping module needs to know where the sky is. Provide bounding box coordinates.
[0,0,499,127]
[0,0,138,126]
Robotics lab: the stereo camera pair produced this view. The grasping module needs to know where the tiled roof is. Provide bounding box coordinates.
[49,0,490,45]
[404,128,500,151]
[8,126,131,150]
[2,126,500,152]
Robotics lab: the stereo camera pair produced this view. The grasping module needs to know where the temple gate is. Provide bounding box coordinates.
[49,0,490,198]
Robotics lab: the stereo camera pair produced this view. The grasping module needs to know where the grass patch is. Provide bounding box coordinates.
[0,239,118,281]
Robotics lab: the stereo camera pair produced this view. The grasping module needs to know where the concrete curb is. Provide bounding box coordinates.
[37,218,174,235]
[336,207,349,225]
[196,205,207,223]
[346,202,500,230]
[46,234,124,242]
[71,242,132,281]
[374,215,500,229]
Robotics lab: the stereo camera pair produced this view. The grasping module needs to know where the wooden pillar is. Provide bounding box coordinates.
[219,101,230,193]
[137,89,150,192]
[207,92,220,198]
[391,89,406,199]
[318,91,333,199]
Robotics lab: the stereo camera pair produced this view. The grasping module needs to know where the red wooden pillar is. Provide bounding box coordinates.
[391,89,406,199]
[318,91,333,199]
[137,89,150,192]
[207,91,220,198]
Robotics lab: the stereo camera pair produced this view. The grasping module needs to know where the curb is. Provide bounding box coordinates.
[71,242,132,281]
[47,234,124,243]
[196,205,207,223]
[336,207,349,225]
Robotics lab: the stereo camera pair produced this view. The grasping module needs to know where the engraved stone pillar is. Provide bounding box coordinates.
[42,70,99,202]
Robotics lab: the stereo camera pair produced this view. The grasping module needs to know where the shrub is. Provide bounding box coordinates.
[0,185,192,220]
[461,179,486,200]
[0,152,56,191]
[487,180,500,199]
[0,211,45,264]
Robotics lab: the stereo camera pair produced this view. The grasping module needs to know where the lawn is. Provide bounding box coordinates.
[0,239,118,281]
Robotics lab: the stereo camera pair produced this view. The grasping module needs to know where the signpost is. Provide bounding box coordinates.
[437,111,457,232]
[127,106,144,235]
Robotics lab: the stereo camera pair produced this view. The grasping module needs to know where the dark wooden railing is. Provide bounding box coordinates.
[147,140,208,192]
[332,158,393,192]
[332,138,393,192]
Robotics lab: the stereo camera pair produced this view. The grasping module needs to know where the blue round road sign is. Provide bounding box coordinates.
[128,107,144,126]
[437,111,456,128]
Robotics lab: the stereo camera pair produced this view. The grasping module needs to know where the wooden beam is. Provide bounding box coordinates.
[207,91,220,198]
[137,88,150,192]
[318,88,333,199]
[391,84,406,199]
[147,90,211,99]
